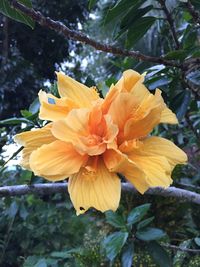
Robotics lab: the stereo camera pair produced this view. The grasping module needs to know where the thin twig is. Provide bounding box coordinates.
[186,1,200,24]
[163,243,200,254]
[0,146,23,172]
[8,0,182,68]
[159,0,180,49]
[1,183,200,206]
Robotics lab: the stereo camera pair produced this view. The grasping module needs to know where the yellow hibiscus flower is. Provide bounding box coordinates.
[14,70,187,215]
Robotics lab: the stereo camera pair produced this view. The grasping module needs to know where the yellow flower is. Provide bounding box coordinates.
[14,70,187,215]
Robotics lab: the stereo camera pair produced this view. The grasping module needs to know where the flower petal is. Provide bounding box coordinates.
[103,149,149,194]
[51,109,92,154]
[14,124,56,170]
[141,136,187,167]
[56,72,99,108]
[68,159,121,215]
[38,90,78,121]
[160,107,178,124]
[115,69,144,92]
[29,140,88,180]
[126,143,173,189]
[123,89,165,140]
[108,92,139,132]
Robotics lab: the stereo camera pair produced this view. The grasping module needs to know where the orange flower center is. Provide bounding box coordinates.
[87,134,102,146]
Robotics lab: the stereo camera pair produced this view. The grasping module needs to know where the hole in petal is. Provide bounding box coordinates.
[48,97,56,104]
[80,207,85,211]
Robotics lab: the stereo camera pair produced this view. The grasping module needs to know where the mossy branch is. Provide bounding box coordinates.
[1,183,200,206]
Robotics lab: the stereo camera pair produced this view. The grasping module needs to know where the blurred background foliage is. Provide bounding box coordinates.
[0,0,200,266]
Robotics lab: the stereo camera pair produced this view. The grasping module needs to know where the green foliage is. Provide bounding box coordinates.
[0,0,34,28]
[121,242,134,267]
[102,204,170,266]
[105,211,126,229]
[136,227,166,241]
[147,241,172,267]
[126,16,156,48]
[103,231,129,261]
[127,203,151,225]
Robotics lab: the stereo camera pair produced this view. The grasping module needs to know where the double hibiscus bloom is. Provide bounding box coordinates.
[15,70,187,215]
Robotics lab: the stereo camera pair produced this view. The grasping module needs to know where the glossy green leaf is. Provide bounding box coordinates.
[104,0,142,25]
[34,259,47,267]
[88,0,97,9]
[121,242,134,267]
[103,231,128,261]
[136,227,166,241]
[172,91,191,121]
[7,201,19,218]
[105,211,126,229]
[127,203,151,226]
[194,237,200,246]
[0,0,35,29]
[21,109,33,118]
[147,241,171,267]
[191,0,200,9]
[186,70,200,86]
[146,76,172,90]
[126,17,156,48]
[182,25,197,49]
[0,117,34,125]
[117,5,153,38]
[137,216,155,230]
[164,50,188,60]
[29,97,40,114]
[19,203,29,220]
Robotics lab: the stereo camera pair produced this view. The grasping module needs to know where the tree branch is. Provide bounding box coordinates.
[159,0,180,49]
[8,0,181,68]
[1,183,200,205]
[162,243,200,254]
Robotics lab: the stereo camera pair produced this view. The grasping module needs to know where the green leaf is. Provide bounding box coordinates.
[105,211,126,229]
[194,237,200,246]
[136,227,166,241]
[145,76,172,90]
[0,0,35,29]
[164,50,188,60]
[147,241,171,267]
[21,109,33,118]
[23,256,39,267]
[103,231,128,261]
[34,259,47,267]
[121,242,134,267]
[182,25,197,49]
[191,0,200,9]
[29,97,40,114]
[88,0,97,9]
[117,5,153,38]
[186,70,200,86]
[104,0,142,25]
[7,201,19,218]
[19,203,29,220]
[127,203,151,226]
[0,117,34,125]
[173,91,191,121]
[126,17,156,48]
[137,216,155,230]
